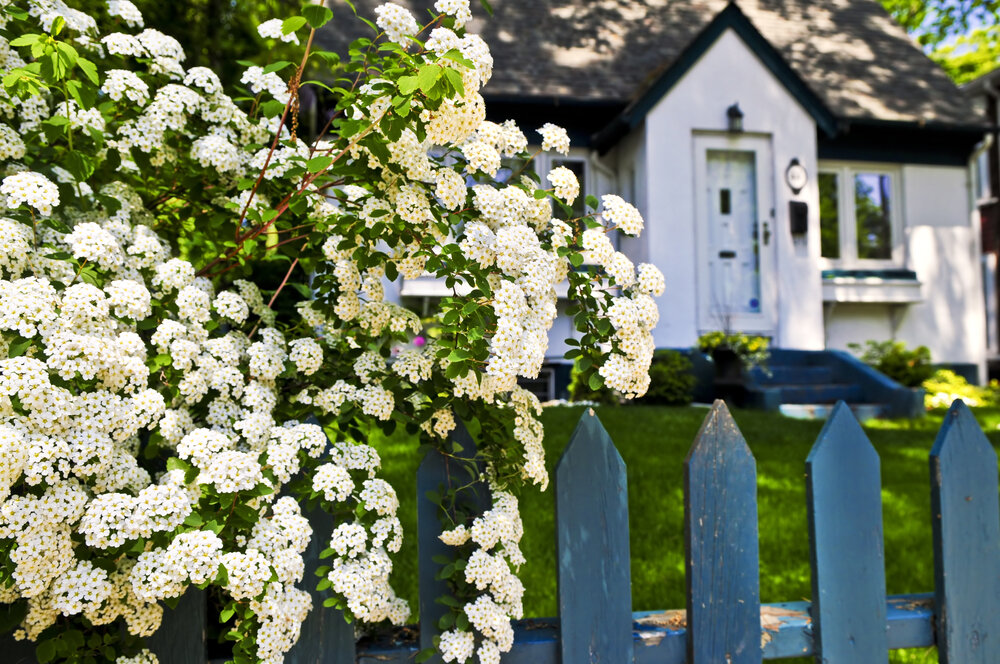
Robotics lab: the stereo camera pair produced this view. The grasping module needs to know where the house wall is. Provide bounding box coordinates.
[824,165,986,380]
[641,28,825,350]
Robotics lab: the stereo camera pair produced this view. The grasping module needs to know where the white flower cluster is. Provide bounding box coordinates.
[308,437,408,624]
[1,171,60,216]
[439,490,525,664]
[257,18,300,45]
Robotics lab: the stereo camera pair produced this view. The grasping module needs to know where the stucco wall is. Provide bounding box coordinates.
[642,28,825,350]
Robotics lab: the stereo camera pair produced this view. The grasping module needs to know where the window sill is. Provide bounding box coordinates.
[821,269,922,304]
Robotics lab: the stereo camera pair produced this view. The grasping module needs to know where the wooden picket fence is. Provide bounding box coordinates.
[6,399,1000,664]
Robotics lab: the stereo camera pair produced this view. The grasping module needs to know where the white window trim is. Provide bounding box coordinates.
[818,161,905,269]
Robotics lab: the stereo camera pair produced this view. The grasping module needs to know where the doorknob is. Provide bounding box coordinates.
[763,222,771,246]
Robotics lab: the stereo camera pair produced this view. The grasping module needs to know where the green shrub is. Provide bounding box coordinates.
[849,340,933,387]
[696,331,770,369]
[641,350,696,405]
[924,369,997,409]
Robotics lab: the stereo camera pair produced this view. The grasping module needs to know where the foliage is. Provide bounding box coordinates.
[697,331,769,370]
[879,0,1000,82]
[639,349,694,406]
[923,369,998,409]
[849,340,934,388]
[567,360,619,406]
[0,1,663,663]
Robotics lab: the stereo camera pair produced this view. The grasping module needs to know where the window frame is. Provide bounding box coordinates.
[817,161,904,269]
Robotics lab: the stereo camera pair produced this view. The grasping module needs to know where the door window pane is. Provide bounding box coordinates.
[819,172,840,259]
[855,173,893,260]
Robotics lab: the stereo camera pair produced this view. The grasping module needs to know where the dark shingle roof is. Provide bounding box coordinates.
[317,0,970,126]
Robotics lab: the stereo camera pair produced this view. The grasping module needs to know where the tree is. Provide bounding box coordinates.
[881,0,1000,82]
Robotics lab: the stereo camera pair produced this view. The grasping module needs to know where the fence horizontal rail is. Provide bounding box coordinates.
[352,592,935,663]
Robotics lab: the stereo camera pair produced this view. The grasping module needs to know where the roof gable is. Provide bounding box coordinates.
[619,3,839,138]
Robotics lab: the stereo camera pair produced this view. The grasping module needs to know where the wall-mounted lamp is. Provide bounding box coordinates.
[726,103,744,133]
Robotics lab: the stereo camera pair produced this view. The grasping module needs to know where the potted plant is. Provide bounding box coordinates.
[697,331,770,404]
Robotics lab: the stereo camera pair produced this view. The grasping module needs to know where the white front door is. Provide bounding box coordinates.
[694,134,775,334]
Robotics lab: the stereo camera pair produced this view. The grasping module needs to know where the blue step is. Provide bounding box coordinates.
[776,383,864,404]
[753,365,833,385]
[780,403,887,421]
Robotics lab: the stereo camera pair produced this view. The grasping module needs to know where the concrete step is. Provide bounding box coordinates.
[753,365,833,385]
[776,383,864,404]
[780,403,887,421]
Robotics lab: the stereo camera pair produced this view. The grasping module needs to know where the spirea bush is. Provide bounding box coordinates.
[0,1,664,663]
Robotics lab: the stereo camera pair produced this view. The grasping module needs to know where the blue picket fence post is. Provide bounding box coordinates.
[930,400,1000,663]
[806,401,889,663]
[684,400,762,664]
[415,420,490,662]
[555,409,633,664]
[285,506,356,664]
[146,587,206,664]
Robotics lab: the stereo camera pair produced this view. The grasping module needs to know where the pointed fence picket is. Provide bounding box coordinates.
[806,402,889,662]
[684,401,761,664]
[5,399,1000,664]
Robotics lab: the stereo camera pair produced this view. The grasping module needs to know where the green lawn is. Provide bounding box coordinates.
[374,404,1000,663]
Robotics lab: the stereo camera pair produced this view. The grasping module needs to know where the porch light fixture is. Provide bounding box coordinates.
[726,103,744,133]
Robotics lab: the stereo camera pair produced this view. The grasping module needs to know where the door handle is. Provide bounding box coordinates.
[763,222,771,246]
[719,250,736,259]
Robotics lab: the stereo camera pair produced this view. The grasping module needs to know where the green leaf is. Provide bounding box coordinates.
[282,16,307,35]
[586,194,599,209]
[49,15,65,36]
[588,372,604,391]
[302,4,334,29]
[9,34,40,47]
[417,64,442,94]
[36,641,55,663]
[215,563,229,587]
[8,338,32,358]
[479,0,494,16]
[263,61,294,74]
[397,75,419,95]
[442,66,465,97]
[220,607,235,623]
[64,151,95,182]
[415,648,436,663]
[569,253,584,267]
[76,58,98,85]
[306,155,333,172]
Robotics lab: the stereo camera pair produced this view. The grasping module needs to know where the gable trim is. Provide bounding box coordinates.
[592,2,839,151]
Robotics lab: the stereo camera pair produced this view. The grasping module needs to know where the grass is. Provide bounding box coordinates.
[373,404,1000,663]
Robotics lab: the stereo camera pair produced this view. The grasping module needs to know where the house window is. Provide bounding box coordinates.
[818,163,901,266]
[819,172,840,259]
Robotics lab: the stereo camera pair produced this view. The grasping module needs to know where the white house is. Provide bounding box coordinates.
[321,0,989,394]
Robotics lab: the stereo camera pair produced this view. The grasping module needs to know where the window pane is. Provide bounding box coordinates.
[552,159,586,219]
[855,173,892,260]
[819,172,840,259]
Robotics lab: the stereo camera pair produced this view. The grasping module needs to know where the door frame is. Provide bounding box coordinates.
[693,132,777,336]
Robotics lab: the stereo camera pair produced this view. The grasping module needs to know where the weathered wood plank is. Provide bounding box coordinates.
[930,400,1000,664]
[0,603,36,664]
[805,401,888,663]
[283,416,356,664]
[685,400,762,664]
[555,409,632,664]
[416,420,489,661]
[285,506,356,664]
[147,587,206,664]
